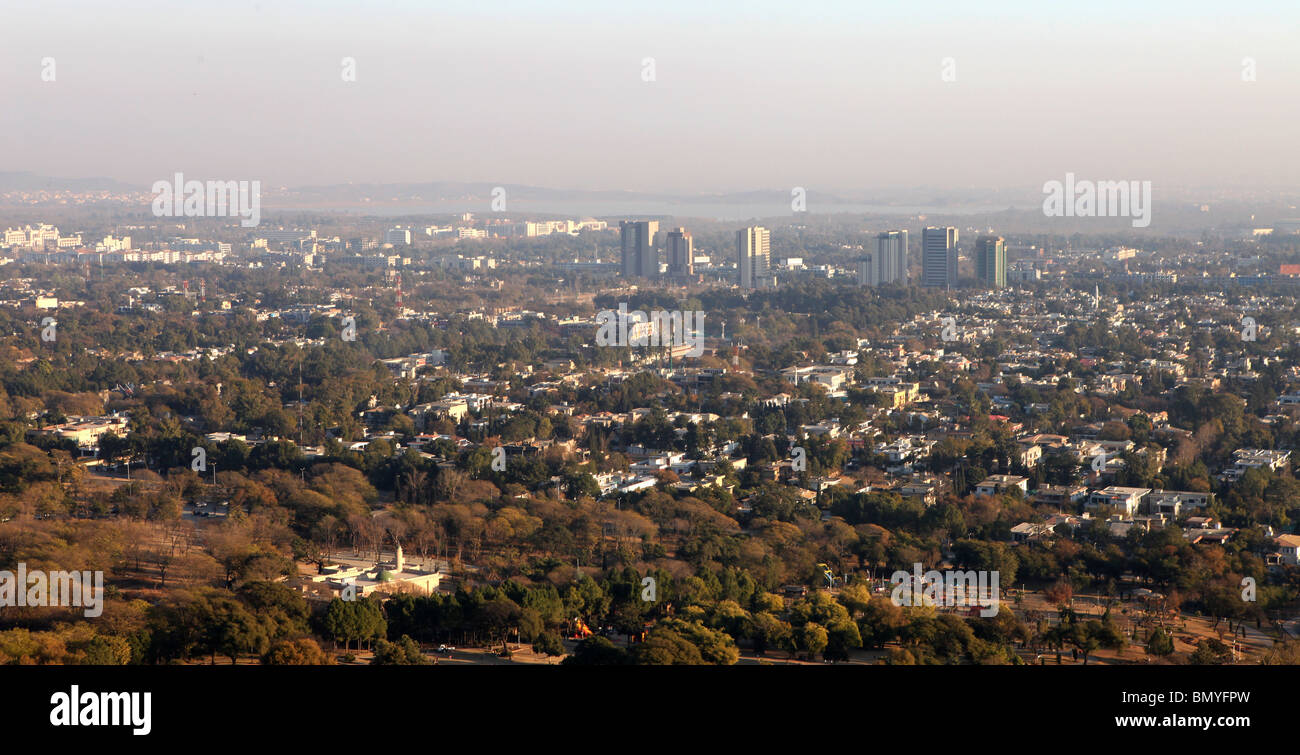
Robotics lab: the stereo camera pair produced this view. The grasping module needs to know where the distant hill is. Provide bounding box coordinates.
[0,172,135,192]
[282,181,857,205]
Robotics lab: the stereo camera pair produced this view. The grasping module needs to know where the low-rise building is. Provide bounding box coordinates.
[1087,486,1151,516]
[974,475,1029,498]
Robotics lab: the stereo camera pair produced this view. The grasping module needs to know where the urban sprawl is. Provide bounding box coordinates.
[3,202,1300,667]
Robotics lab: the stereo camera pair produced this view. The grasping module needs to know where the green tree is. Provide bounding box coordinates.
[1147,627,1175,657]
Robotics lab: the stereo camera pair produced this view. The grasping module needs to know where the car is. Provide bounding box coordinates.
[437,645,455,654]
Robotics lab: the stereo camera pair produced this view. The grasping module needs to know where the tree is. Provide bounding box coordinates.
[1146,627,1174,658]
[208,595,271,664]
[563,471,601,500]
[1043,578,1074,607]
[1189,638,1232,665]
[748,612,793,657]
[561,636,629,665]
[263,638,334,665]
[81,635,132,665]
[372,635,430,665]
[239,581,310,638]
[632,629,705,665]
[797,623,829,659]
[532,632,565,658]
[320,597,387,650]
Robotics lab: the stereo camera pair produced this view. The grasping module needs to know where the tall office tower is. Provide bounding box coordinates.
[619,220,659,278]
[975,235,1007,288]
[876,230,909,284]
[921,226,959,288]
[736,226,771,289]
[664,227,694,277]
[856,255,876,286]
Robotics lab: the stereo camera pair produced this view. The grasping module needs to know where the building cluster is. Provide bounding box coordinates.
[618,220,773,289]
[854,227,1008,290]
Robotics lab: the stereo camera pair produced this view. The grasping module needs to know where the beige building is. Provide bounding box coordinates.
[309,546,442,599]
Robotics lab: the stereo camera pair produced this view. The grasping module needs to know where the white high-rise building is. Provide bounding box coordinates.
[921,226,958,288]
[860,231,909,287]
[877,230,908,284]
[737,226,771,289]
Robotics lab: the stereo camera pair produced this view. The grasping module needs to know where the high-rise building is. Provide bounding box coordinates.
[737,226,770,289]
[665,227,694,277]
[876,230,909,285]
[620,220,659,278]
[975,235,1007,288]
[856,255,876,286]
[921,226,958,288]
[385,227,412,246]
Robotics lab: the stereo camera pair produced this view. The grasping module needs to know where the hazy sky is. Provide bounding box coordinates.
[3,0,1298,194]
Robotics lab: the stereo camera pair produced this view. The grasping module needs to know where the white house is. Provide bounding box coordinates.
[975,475,1029,498]
[1087,486,1151,516]
[1274,534,1300,566]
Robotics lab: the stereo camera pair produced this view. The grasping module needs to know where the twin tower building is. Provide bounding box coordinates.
[860,227,1007,289]
[621,220,1005,291]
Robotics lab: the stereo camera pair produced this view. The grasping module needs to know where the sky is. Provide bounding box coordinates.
[2,0,1298,195]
